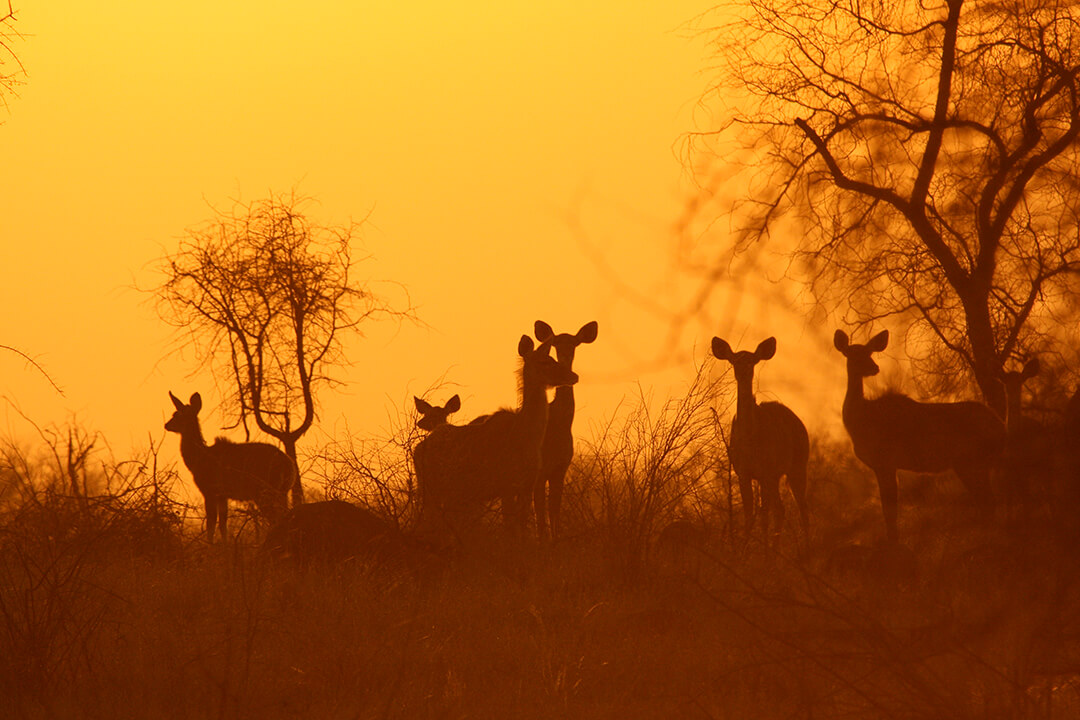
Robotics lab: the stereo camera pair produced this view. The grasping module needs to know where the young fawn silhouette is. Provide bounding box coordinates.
[262,500,401,567]
[711,336,810,537]
[414,395,461,431]
[533,320,598,539]
[833,330,1006,542]
[413,335,578,534]
[165,392,297,542]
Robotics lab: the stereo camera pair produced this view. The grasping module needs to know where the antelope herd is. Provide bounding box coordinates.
[165,322,1080,558]
[412,334,579,535]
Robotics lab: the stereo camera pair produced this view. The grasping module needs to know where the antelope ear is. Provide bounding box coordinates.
[189,393,203,412]
[867,330,890,352]
[833,329,849,352]
[755,337,777,361]
[414,396,433,413]
[534,321,554,342]
[576,321,598,344]
[1023,358,1041,381]
[711,337,734,361]
[169,391,184,410]
[518,335,536,357]
[446,394,461,413]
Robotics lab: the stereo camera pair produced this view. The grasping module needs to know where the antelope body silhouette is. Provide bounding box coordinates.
[414,395,461,432]
[533,320,597,539]
[413,335,577,533]
[165,391,297,542]
[711,336,809,536]
[833,330,1006,542]
[262,500,400,566]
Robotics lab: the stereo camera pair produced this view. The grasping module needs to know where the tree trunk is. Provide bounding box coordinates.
[964,291,1005,416]
[282,435,305,507]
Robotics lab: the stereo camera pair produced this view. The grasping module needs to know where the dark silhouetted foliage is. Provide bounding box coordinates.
[687,0,1080,412]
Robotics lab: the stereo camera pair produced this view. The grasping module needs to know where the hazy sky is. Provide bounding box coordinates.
[0,2,843,465]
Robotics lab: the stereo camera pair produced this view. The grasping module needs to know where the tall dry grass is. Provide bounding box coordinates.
[561,363,731,579]
[309,401,426,529]
[2,389,1080,719]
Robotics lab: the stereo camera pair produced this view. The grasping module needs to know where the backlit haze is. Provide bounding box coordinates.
[0,2,846,468]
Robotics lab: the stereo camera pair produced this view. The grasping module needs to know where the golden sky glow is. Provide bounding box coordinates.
[0,2,842,459]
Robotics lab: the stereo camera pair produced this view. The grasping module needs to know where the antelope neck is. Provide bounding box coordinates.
[734,374,758,422]
[520,363,551,431]
[178,424,211,467]
[843,365,867,421]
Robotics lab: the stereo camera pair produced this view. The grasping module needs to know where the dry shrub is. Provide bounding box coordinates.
[0,421,188,708]
[2,407,1080,718]
[0,420,187,560]
[566,363,729,579]
[805,434,880,544]
[307,398,427,529]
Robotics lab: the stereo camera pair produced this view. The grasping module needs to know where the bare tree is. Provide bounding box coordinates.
[154,192,411,503]
[0,2,23,111]
[0,344,63,395]
[686,0,1080,412]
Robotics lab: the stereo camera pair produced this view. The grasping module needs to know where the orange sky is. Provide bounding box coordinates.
[0,2,847,467]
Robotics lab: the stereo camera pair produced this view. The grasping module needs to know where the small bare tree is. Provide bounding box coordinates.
[154,192,410,503]
[686,0,1080,412]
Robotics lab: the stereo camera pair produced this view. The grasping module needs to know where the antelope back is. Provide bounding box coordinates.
[733,401,810,475]
[834,331,1005,471]
[416,410,534,507]
[865,395,1004,470]
[262,500,399,566]
[414,335,575,514]
[205,439,296,500]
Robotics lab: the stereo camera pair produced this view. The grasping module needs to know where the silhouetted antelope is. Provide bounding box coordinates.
[833,330,1006,542]
[165,391,297,542]
[533,320,597,539]
[413,335,578,534]
[414,394,461,432]
[262,500,402,567]
[711,336,810,537]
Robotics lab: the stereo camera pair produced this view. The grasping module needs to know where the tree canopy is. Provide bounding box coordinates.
[155,193,409,496]
[687,0,1080,410]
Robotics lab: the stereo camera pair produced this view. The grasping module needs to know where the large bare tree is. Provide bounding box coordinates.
[687,0,1080,411]
[155,193,408,503]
